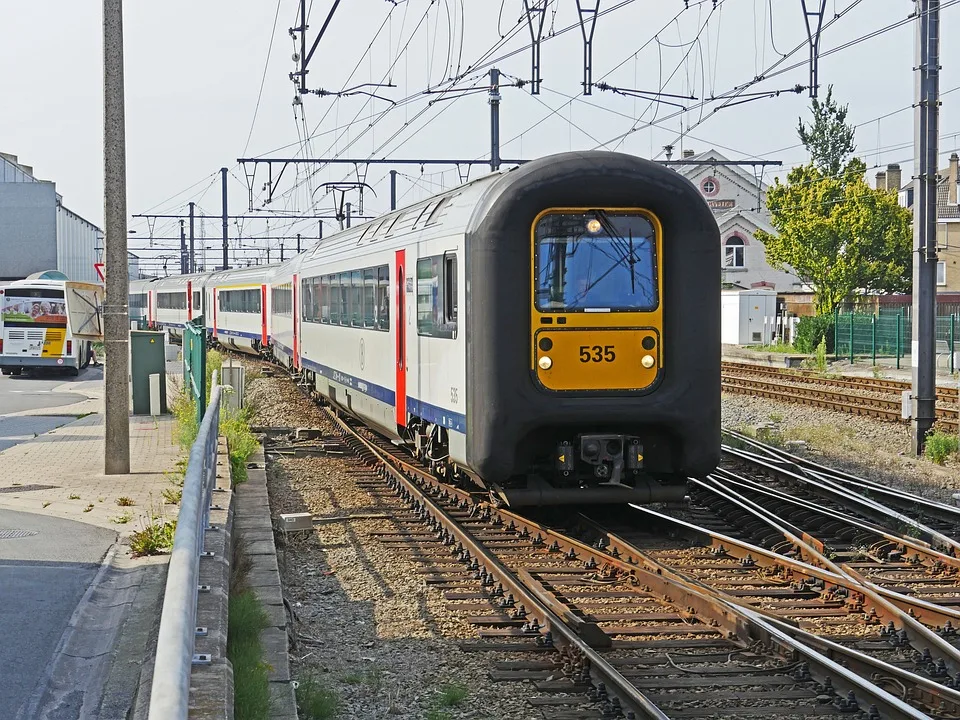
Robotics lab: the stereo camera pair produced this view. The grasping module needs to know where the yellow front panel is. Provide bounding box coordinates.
[534,328,660,391]
[41,328,66,357]
[530,207,664,392]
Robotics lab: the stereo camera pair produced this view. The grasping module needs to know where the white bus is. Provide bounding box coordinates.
[0,271,103,376]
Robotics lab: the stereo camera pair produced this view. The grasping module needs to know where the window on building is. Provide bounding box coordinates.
[417,254,458,339]
[724,237,745,268]
[702,179,716,194]
[938,261,947,286]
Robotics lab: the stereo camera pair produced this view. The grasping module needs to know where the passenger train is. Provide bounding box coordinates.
[133,151,721,506]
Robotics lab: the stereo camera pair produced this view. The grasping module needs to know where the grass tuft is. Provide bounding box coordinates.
[295,674,340,720]
[229,589,272,720]
[436,683,468,707]
[129,517,176,556]
[161,487,182,504]
[116,496,135,507]
[111,512,133,524]
[925,429,959,465]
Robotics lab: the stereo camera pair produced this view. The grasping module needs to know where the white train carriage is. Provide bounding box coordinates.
[266,256,304,370]
[206,266,276,355]
[128,278,157,329]
[294,185,472,463]
[151,273,206,339]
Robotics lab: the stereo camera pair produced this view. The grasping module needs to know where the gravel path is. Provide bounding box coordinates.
[722,392,959,504]
[247,371,543,720]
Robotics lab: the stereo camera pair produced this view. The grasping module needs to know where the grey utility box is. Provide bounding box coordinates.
[131,330,168,415]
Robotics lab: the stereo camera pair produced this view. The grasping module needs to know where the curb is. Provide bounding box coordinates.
[235,447,298,720]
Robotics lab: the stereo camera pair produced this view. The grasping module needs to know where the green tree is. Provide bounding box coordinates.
[757,158,912,314]
[797,85,856,177]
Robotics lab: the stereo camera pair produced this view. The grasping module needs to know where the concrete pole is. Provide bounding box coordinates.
[103,0,130,474]
[179,220,186,274]
[345,202,352,229]
[390,169,397,211]
[911,0,940,454]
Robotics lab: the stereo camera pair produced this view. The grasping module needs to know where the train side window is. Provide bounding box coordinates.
[319,277,329,323]
[362,268,376,328]
[351,270,362,327]
[444,253,457,325]
[193,291,201,310]
[338,273,349,326]
[328,275,339,324]
[376,265,389,331]
[416,254,456,339]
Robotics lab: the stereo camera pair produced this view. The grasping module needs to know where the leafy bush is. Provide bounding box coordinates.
[795,314,835,354]
[130,518,176,556]
[925,430,959,465]
[222,405,258,485]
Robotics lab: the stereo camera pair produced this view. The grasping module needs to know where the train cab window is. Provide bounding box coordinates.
[350,270,362,327]
[534,211,658,312]
[417,254,457,339]
[376,265,390,330]
[362,269,376,328]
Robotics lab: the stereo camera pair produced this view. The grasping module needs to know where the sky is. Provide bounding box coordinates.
[1,0,958,275]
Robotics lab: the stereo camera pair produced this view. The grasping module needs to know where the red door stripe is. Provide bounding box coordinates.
[187,281,193,322]
[261,284,268,345]
[395,250,406,427]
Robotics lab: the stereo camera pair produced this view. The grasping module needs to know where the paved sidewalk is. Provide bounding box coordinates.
[0,357,187,718]
[0,412,182,529]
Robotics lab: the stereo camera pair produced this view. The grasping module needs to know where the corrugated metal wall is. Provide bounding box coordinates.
[56,205,101,283]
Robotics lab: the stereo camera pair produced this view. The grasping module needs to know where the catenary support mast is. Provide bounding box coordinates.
[911,0,940,454]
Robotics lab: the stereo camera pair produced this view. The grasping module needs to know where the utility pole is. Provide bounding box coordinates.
[296,233,301,253]
[221,167,229,270]
[911,0,940,454]
[188,201,195,273]
[390,169,398,211]
[179,220,187,274]
[102,0,130,474]
[489,68,501,172]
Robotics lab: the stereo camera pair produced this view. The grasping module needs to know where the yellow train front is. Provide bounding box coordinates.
[462,151,720,506]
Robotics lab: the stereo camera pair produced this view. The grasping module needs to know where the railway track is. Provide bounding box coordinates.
[721,362,959,431]
[299,406,947,718]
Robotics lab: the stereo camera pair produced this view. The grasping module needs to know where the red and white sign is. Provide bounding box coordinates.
[94,263,105,282]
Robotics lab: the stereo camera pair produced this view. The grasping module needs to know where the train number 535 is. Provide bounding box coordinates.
[579,345,615,363]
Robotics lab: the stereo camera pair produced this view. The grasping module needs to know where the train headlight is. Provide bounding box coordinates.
[538,356,553,370]
[586,218,602,233]
[641,354,655,369]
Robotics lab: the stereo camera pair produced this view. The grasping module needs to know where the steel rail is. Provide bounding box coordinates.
[323,409,671,720]
[722,361,960,399]
[725,428,960,531]
[723,444,960,556]
[148,376,223,720]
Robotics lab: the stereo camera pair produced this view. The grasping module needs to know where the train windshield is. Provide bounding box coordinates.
[534,211,658,312]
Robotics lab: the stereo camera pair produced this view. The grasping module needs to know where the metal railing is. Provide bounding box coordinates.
[148,372,223,720]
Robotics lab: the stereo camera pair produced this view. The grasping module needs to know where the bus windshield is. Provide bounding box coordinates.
[1,288,68,327]
[535,211,658,312]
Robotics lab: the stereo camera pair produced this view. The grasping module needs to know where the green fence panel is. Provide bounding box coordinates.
[833,311,957,369]
[183,316,206,427]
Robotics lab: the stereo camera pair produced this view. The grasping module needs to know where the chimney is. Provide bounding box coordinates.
[682,149,695,159]
[875,171,887,191]
[886,164,902,194]
[949,153,958,206]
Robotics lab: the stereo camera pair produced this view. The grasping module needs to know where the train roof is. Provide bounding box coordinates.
[204,264,280,287]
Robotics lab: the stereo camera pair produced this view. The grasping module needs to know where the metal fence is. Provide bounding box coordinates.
[834,311,960,371]
[183,316,207,426]
[148,373,222,720]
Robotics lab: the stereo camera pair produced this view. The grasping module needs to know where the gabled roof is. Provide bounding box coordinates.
[936,180,960,219]
[715,206,778,237]
[674,149,770,193]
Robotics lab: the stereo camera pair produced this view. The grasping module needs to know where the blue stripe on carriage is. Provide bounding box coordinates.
[300,356,396,406]
[406,397,466,434]
[273,339,293,356]
[299,356,466,433]
[215,328,260,340]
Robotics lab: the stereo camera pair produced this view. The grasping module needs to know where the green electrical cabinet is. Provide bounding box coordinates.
[131,330,168,415]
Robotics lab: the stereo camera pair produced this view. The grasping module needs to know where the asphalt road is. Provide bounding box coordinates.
[0,509,115,719]
[0,366,100,452]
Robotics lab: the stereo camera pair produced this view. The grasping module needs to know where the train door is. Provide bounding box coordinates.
[260,284,268,346]
[395,250,407,428]
[293,273,300,369]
